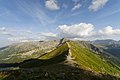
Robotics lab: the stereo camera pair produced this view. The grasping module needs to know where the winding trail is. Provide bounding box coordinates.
[66,42,76,64]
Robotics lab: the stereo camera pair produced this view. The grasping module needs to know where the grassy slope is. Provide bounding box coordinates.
[1,41,120,80]
[39,43,69,59]
[20,41,120,78]
[94,44,120,65]
[69,41,120,77]
[19,42,69,68]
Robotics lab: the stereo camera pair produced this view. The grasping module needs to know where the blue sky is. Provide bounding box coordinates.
[0,0,120,47]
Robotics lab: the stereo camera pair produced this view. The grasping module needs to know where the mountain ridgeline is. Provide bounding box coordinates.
[0,41,59,63]
[0,40,120,80]
[90,39,120,63]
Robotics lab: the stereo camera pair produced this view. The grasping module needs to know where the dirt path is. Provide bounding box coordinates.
[66,42,77,64]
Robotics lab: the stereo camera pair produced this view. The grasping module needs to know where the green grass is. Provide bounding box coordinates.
[20,41,120,78]
[20,43,69,68]
[1,40,120,80]
[39,43,69,60]
[69,41,120,77]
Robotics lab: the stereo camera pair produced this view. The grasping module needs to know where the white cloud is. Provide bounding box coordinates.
[57,23,120,40]
[45,0,60,10]
[72,3,81,10]
[8,36,40,42]
[58,23,94,38]
[99,26,120,36]
[22,30,33,34]
[98,9,120,19]
[0,27,6,31]
[1,25,120,45]
[0,27,58,43]
[0,27,6,35]
[40,32,57,37]
[89,0,108,11]
[37,32,57,40]
[0,27,13,36]
[8,37,28,42]
[15,0,56,27]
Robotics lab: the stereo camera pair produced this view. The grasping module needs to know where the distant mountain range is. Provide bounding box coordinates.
[0,41,59,63]
[90,39,120,45]
[89,39,120,60]
[0,39,120,80]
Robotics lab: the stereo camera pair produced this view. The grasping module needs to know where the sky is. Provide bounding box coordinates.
[0,0,120,47]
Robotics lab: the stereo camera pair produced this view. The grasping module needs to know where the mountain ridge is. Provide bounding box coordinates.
[19,41,120,78]
[90,39,120,63]
[0,40,120,80]
[0,41,60,63]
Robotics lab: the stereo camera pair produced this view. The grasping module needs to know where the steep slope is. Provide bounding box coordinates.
[68,41,120,77]
[19,41,120,79]
[90,39,120,64]
[0,41,59,63]
[20,42,69,68]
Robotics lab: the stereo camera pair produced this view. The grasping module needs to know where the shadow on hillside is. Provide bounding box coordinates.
[1,64,120,80]
[0,63,19,68]
[19,50,69,68]
[0,49,68,68]
[0,49,120,80]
